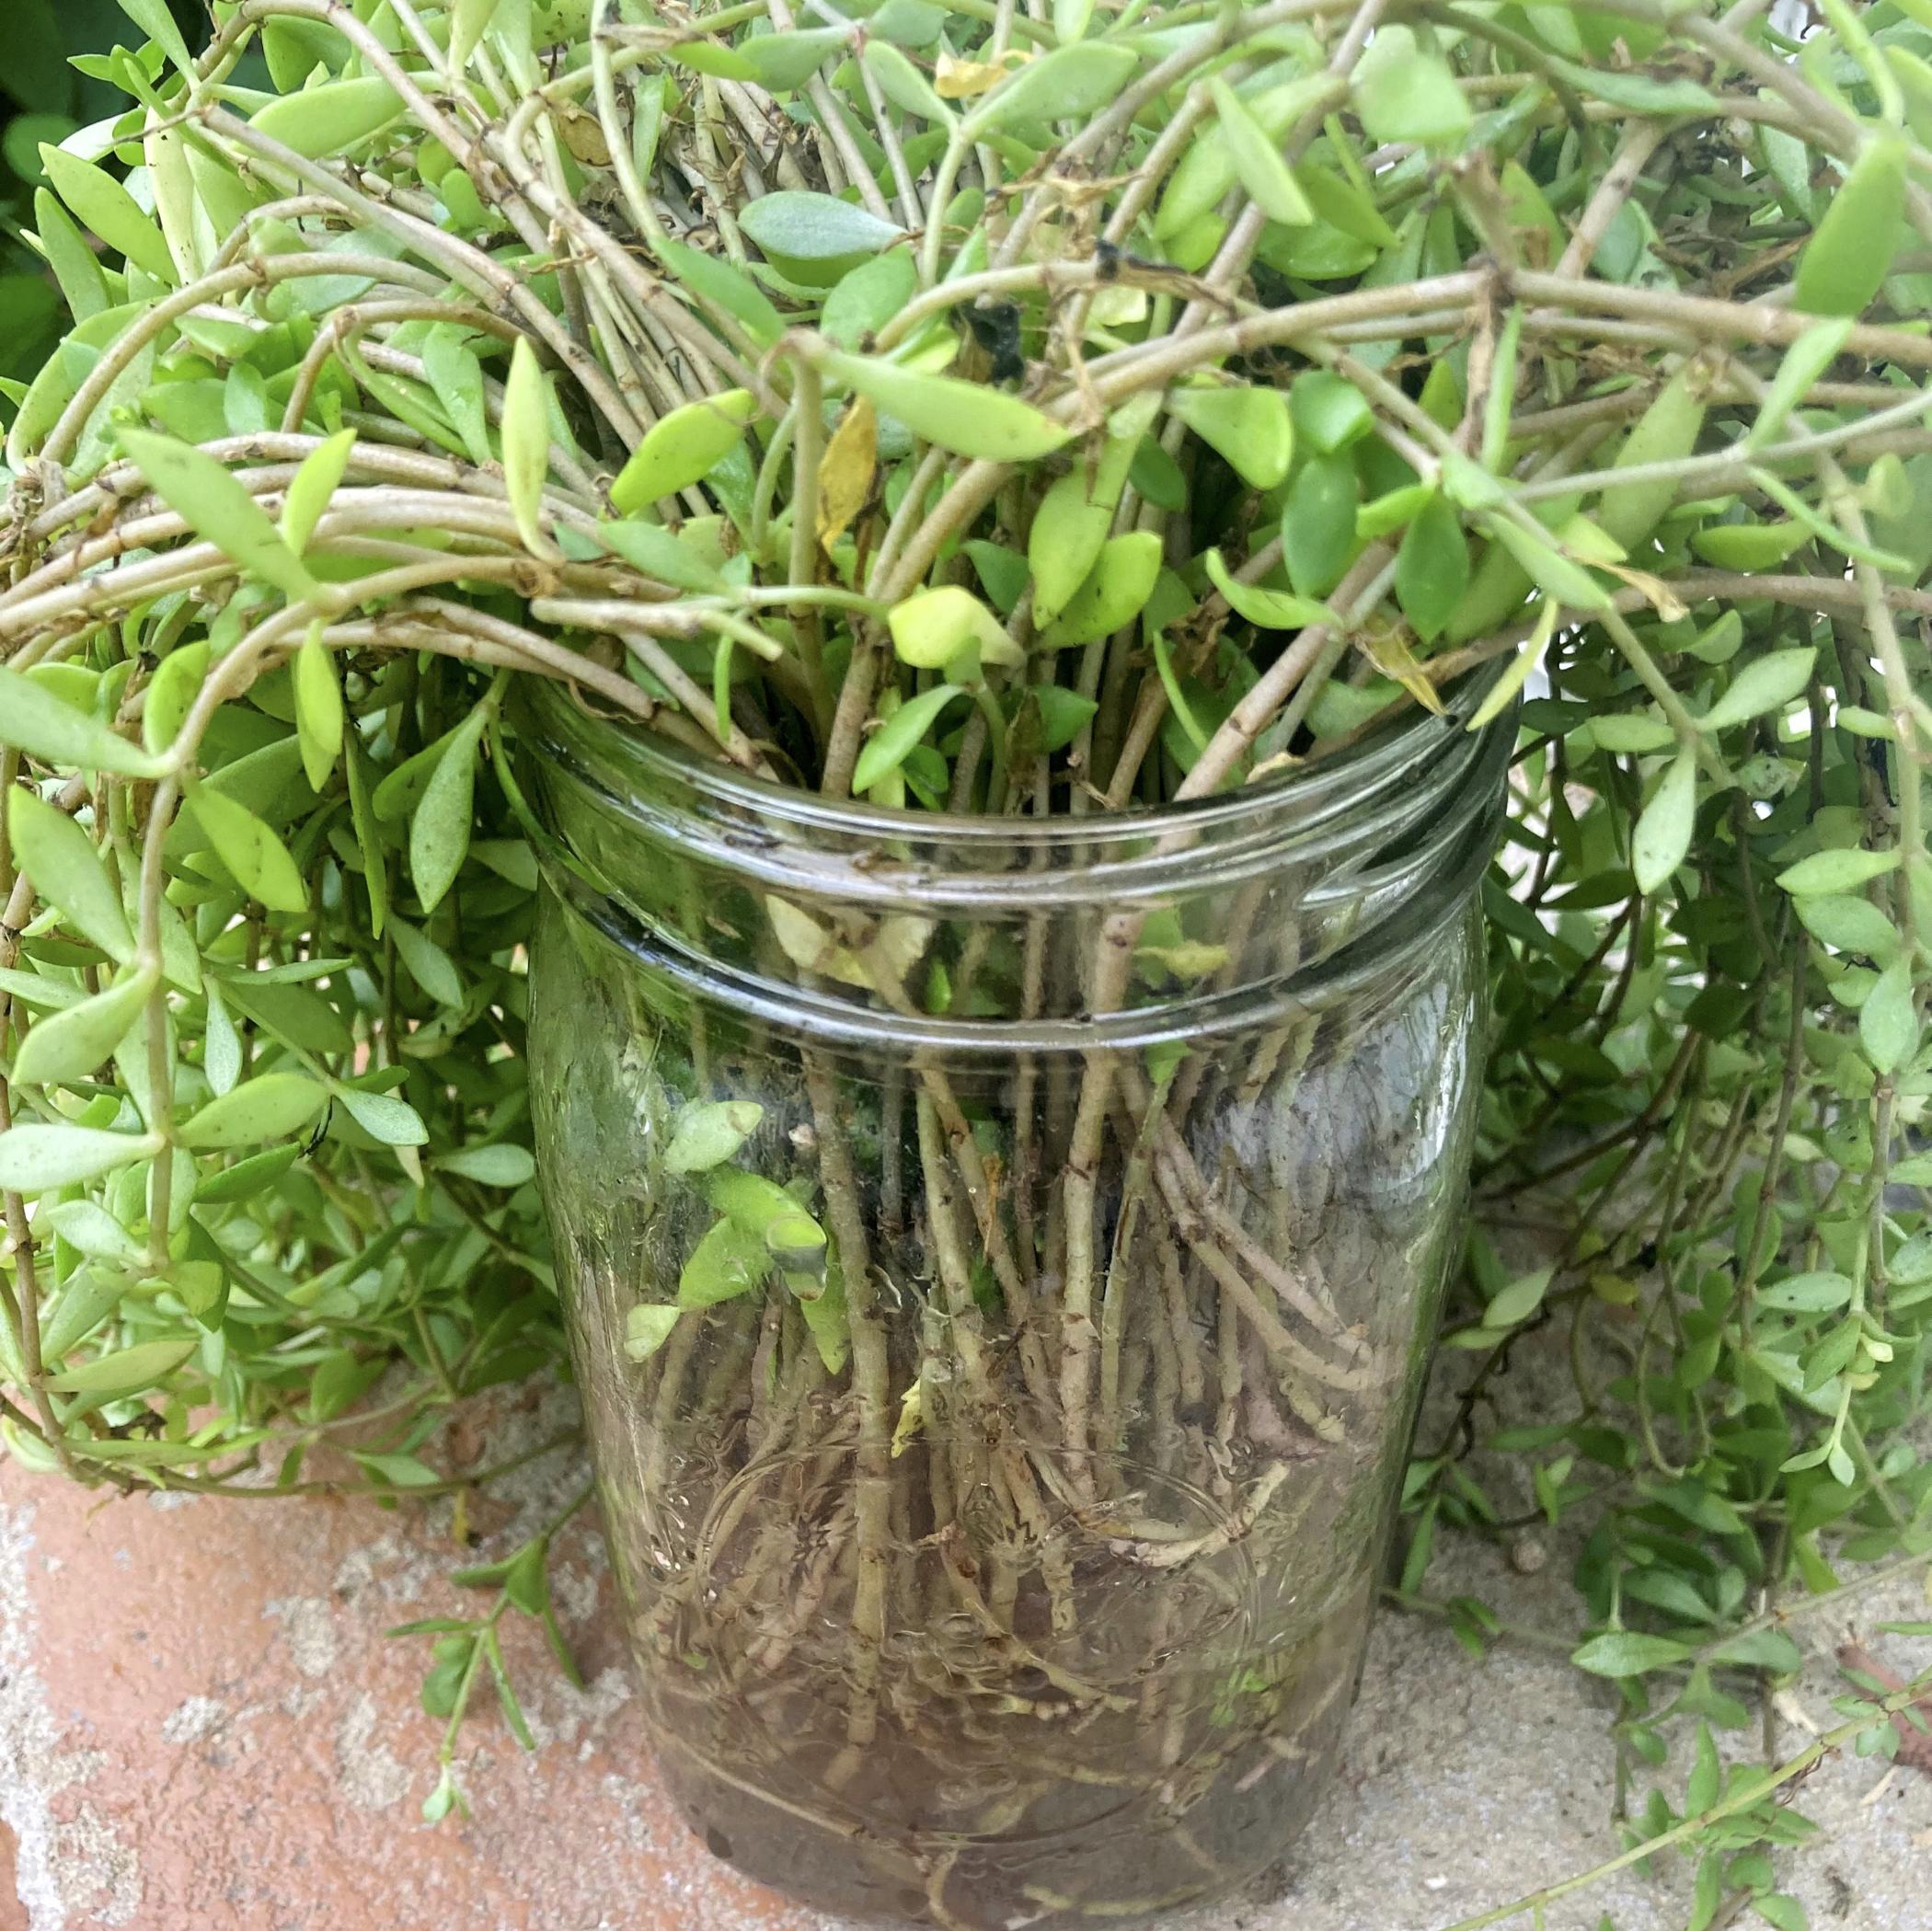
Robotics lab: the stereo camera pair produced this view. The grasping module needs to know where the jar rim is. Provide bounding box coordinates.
[514,658,1510,860]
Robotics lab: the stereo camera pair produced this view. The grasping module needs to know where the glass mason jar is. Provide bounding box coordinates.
[518,678,1509,1930]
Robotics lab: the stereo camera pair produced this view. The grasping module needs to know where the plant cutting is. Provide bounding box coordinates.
[1,1,1930,1927]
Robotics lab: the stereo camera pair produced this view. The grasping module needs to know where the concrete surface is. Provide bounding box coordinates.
[2,1370,1927,1931]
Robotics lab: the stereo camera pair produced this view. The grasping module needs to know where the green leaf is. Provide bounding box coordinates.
[47,1199,144,1268]
[8,788,135,961]
[451,0,502,65]
[118,429,318,605]
[1753,1897,1807,1931]
[677,1214,770,1307]
[1794,139,1906,318]
[192,1143,304,1203]
[187,788,308,915]
[143,642,210,760]
[651,237,785,349]
[1041,532,1164,648]
[813,347,1072,463]
[12,966,156,1086]
[117,0,196,78]
[1203,548,1331,632]
[1209,79,1313,226]
[597,520,727,593]
[625,1304,683,1361]
[0,668,164,778]
[423,327,490,466]
[390,916,464,1007]
[1706,1627,1804,1673]
[345,740,387,940]
[1757,1271,1855,1312]
[410,705,487,915]
[1698,648,1815,732]
[1167,384,1293,489]
[293,634,345,791]
[1482,1266,1551,1329]
[822,252,921,351]
[1352,27,1473,146]
[1545,56,1721,114]
[1747,322,1853,451]
[501,337,551,555]
[1571,1632,1693,1678]
[1632,747,1696,893]
[1282,452,1360,599]
[1794,894,1899,960]
[38,146,176,283]
[1859,957,1918,1075]
[799,1261,849,1373]
[735,28,846,93]
[1290,372,1374,454]
[967,42,1139,131]
[33,190,109,325]
[1776,848,1898,895]
[1394,493,1469,645]
[178,1072,328,1150]
[249,76,406,161]
[439,1143,535,1187]
[1487,517,1613,613]
[1030,685,1098,753]
[281,429,358,555]
[337,1088,429,1147]
[0,1123,155,1193]
[855,684,968,795]
[863,42,953,124]
[739,192,905,286]
[609,390,759,514]
[663,1100,765,1175]
[1689,521,1809,571]
[46,1337,196,1399]
[1029,470,1115,627]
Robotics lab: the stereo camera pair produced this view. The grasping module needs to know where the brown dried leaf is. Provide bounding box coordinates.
[1362,629,1446,716]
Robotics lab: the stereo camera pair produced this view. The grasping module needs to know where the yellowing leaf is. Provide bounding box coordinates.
[888,587,1021,671]
[1363,630,1446,716]
[817,396,877,550]
[936,49,1030,98]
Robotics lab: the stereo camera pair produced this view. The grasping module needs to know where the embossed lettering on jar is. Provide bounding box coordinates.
[520,679,1509,1929]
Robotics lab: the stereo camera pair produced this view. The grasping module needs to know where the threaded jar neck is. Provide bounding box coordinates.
[513,675,1511,1052]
